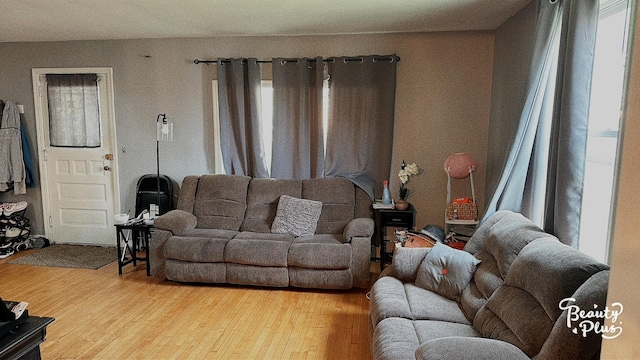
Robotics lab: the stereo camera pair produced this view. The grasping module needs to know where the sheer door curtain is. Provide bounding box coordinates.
[46,74,101,147]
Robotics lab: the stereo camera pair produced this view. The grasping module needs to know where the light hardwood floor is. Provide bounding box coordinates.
[1,249,378,359]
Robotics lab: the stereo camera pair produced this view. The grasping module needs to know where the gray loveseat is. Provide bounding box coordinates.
[369,210,610,359]
[150,174,374,289]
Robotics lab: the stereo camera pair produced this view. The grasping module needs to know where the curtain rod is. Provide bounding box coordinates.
[193,55,400,65]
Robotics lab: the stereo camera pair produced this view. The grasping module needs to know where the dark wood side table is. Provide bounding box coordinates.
[115,223,152,276]
[373,205,416,272]
[0,316,54,360]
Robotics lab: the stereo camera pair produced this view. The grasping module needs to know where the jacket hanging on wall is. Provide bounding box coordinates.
[21,121,35,188]
[0,100,26,194]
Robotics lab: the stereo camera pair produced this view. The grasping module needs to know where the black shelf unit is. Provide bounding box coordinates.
[0,208,31,247]
[373,205,416,272]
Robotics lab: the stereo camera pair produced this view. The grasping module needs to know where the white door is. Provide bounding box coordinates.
[32,68,121,246]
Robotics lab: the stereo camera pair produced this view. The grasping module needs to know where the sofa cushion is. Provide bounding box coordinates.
[369,276,471,328]
[390,246,430,282]
[473,238,610,358]
[370,276,414,327]
[193,175,251,231]
[481,211,553,278]
[536,270,610,360]
[415,242,481,300]
[506,238,608,320]
[412,320,481,344]
[289,268,353,289]
[226,263,289,287]
[302,177,354,234]
[271,195,322,237]
[405,284,471,325]
[371,317,421,360]
[463,209,511,255]
[176,175,200,213]
[459,249,503,321]
[288,234,351,269]
[416,337,530,360]
[372,318,480,360]
[180,228,239,239]
[459,211,552,323]
[165,260,227,283]
[241,178,302,233]
[225,232,294,267]
[164,230,237,263]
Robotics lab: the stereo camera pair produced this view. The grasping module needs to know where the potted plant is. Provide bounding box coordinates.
[397,160,422,210]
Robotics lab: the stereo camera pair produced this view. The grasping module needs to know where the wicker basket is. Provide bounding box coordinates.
[446,165,479,221]
[446,202,478,221]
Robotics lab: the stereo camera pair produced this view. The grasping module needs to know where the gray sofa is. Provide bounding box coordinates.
[150,174,374,289]
[369,210,610,359]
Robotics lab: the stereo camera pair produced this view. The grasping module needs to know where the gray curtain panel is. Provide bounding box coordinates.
[324,55,397,200]
[543,0,599,247]
[217,58,269,178]
[483,0,598,247]
[271,57,325,179]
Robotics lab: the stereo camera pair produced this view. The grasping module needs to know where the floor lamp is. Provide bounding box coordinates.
[155,113,173,217]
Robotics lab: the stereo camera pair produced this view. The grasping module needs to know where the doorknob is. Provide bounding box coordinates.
[104,166,111,171]
[105,154,114,161]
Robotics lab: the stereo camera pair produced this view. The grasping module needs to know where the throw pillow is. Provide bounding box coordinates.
[271,195,322,237]
[415,242,481,300]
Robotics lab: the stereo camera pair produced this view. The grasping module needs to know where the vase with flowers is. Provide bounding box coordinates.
[396,160,422,210]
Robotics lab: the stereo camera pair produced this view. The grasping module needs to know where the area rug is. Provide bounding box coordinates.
[8,244,117,270]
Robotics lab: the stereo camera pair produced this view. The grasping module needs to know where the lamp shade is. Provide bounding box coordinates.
[444,153,479,179]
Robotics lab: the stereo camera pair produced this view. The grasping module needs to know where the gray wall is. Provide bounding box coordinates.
[484,1,537,205]
[0,32,495,238]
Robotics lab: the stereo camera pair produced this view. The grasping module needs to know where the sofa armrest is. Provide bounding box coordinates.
[343,218,374,289]
[415,337,530,360]
[343,217,374,242]
[391,246,430,283]
[150,229,171,279]
[154,209,197,235]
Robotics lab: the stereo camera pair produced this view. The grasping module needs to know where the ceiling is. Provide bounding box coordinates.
[0,0,532,43]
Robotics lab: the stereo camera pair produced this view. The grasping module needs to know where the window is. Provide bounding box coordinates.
[578,0,631,263]
[261,81,274,173]
[212,78,330,175]
[212,80,275,175]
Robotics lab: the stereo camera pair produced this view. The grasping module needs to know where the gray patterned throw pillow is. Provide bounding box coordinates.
[271,195,323,237]
[415,242,481,300]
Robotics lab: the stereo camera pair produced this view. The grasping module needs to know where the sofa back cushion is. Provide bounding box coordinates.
[302,177,355,234]
[480,212,553,278]
[176,175,200,213]
[355,185,373,219]
[193,175,251,231]
[536,269,610,359]
[241,178,302,232]
[179,175,369,234]
[472,238,610,357]
[460,210,552,321]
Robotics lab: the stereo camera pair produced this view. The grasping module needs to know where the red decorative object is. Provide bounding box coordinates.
[443,153,480,179]
[448,242,466,250]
